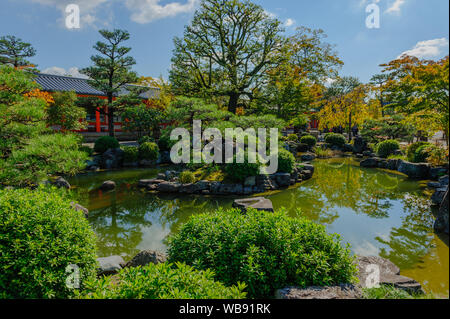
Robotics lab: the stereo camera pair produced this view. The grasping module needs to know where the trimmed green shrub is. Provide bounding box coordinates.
[0,187,98,299]
[122,146,139,163]
[300,135,317,148]
[414,144,433,163]
[168,208,357,298]
[376,140,400,158]
[406,142,431,162]
[138,135,155,145]
[179,171,197,184]
[324,133,346,148]
[224,154,260,182]
[94,136,120,154]
[158,130,177,152]
[79,262,246,299]
[287,134,298,142]
[278,148,295,173]
[139,142,159,161]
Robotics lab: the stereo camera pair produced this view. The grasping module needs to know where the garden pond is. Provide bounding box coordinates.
[69,157,449,297]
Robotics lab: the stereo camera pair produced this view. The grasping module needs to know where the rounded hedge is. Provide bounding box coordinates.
[138,135,155,145]
[287,134,298,142]
[139,142,159,161]
[278,148,296,173]
[324,133,346,148]
[94,136,119,154]
[158,131,177,152]
[225,154,260,182]
[414,144,433,163]
[376,140,400,158]
[122,146,139,163]
[299,135,317,148]
[168,208,357,298]
[406,142,431,162]
[79,262,246,299]
[179,171,197,184]
[0,187,98,299]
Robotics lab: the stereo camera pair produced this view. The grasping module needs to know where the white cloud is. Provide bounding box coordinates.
[43,66,89,79]
[398,38,449,59]
[284,18,296,28]
[386,0,406,14]
[125,0,198,24]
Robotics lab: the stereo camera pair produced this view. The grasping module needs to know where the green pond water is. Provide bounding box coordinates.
[69,158,449,297]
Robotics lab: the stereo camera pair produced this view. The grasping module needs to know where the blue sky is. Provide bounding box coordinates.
[1,0,448,82]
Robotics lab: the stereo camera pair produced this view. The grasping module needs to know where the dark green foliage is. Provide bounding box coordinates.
[324,133,346,148]
[0,187,98,298]
[406,142,431,162]
[158,129,177,152]
[79,263,247,299]
[287,134,298,142]
[122,146,139,163]
[138,135,155,145]
[224,154,260,182]
[138,142,159,161]
[168,208,357,298]
[299,135,317,147]
[94,136,120,154]
[277,148,295,173]
[79,146,93,157]
[376,140,400,158]
[413,145,433,163]
[0,35,36,68]
[361,116,416,144]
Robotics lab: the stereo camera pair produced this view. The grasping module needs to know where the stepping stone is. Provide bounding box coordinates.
[232,197,274,213]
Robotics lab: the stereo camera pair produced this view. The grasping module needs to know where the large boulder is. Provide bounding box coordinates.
[353,136,368,154]
[431,187,448,206]
[397,161,430,179]
[434,188,449,235]
[232,197,274,213]
[125,250,167,268]
[357,256,422,294]
[101,148,124,169]
[430,167,448,180]
[301,152,316,162]
[273,173,291,188]
[157,182,181,193]
[360,157,380,168]
[97,256,126,276]
[218,184,243,195]
[138,179,165,188]
[52,177,71,189]
[70,202,89,219]
[100,180,116,191]
[275,284,362,300]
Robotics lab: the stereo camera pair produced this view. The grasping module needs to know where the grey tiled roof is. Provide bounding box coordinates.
[33,73,159,98]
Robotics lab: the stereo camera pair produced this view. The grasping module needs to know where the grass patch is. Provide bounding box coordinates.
[363,286,436,299]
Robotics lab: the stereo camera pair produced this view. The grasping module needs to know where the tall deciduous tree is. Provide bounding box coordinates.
[380,55,449,143]
[0,35,36,68]
[81,29,138,137]
[318,77,368,141]
[169,0,285,114]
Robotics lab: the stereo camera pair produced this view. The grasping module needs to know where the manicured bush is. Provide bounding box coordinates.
[79,262,246,299]
[324,133,346,148]
[277,148,295,173]
[94,136,120,154]
[0,187,98,299]
[376,140,400,158]
[138,135,155,145]
[299,135,317,148]
[122,146,139,163]
[413,144,434,163]
[158,130,177,152]
[224,154,260,182]
[139,142,159,161]
[179,171,197,184]
[406,142,431,162]
[287,134,298,142]
[168,208,357,298]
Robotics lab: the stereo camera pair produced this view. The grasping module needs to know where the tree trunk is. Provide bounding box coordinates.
[228,92,239,114]
[107,94,115,138]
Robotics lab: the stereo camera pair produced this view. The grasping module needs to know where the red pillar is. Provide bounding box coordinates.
[95,109,101,133]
